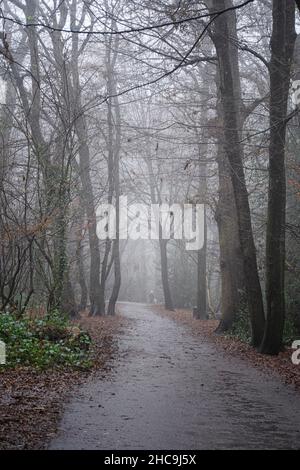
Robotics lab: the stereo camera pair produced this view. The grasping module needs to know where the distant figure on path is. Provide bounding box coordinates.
[149,291,155,304]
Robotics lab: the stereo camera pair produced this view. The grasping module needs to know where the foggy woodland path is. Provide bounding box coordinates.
[50,303,300,450]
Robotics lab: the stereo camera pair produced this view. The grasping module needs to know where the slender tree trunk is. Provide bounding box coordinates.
[77,121,104,316]
[159,238,174,311]
[295,35,300,82]
[107,97,122,316]
[77,246,88,312]
[75,204,88,311]
[145,143,174,311]
[107,211,121,315]
[194,87,208,320]
[100,37,116,313]
[107,138,121,315]
[70,14,104,316]
[107,29,122,315]
[0,71,16,193]
[195,207,207,319]
[260,0,296,354]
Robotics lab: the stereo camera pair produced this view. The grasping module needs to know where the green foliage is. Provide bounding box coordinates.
[283,315,300,345]
[0,311,92,370]
[227,310,299,346]
[227,311,252,344]
[285,275,300,336]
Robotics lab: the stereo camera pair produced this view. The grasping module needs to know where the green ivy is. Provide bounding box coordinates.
[227,311,252,344]
[0,312,92,370]
[227,310,299,346]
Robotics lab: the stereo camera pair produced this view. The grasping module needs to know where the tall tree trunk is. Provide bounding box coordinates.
[107,28,122,315]
[145,143,174,311]
[76,117,103,316]
[194,83,208,320]
[107,100,122,315]
[211,10,246,334]
[77,245,88,312]
[215,143,243,332]
[196,211,207,319]
[209,0,265,347]
[75,203,88,311]
[295,35,300,82]
[260,0,296,355]
[70,6,104,316]
[0,68,17,193]
[214,65,245,333]
[159,238,174,311]
[61,273,78,319]
[107,210,121,315]
[100,33,117,313]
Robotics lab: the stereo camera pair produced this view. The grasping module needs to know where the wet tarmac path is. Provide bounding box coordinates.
[50,303,300,450]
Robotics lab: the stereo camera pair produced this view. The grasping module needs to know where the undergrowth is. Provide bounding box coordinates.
[227,311,299,346]
[0,310,92,370]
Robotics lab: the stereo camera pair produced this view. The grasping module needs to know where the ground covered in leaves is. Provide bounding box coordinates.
[0,313,125,450]
[155,307,300,391]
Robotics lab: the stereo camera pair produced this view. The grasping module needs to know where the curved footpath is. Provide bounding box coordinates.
[49,303,300,450]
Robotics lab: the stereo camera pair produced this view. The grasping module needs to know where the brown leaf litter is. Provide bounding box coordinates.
[154,306,300,392]
[0,312,126,450]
